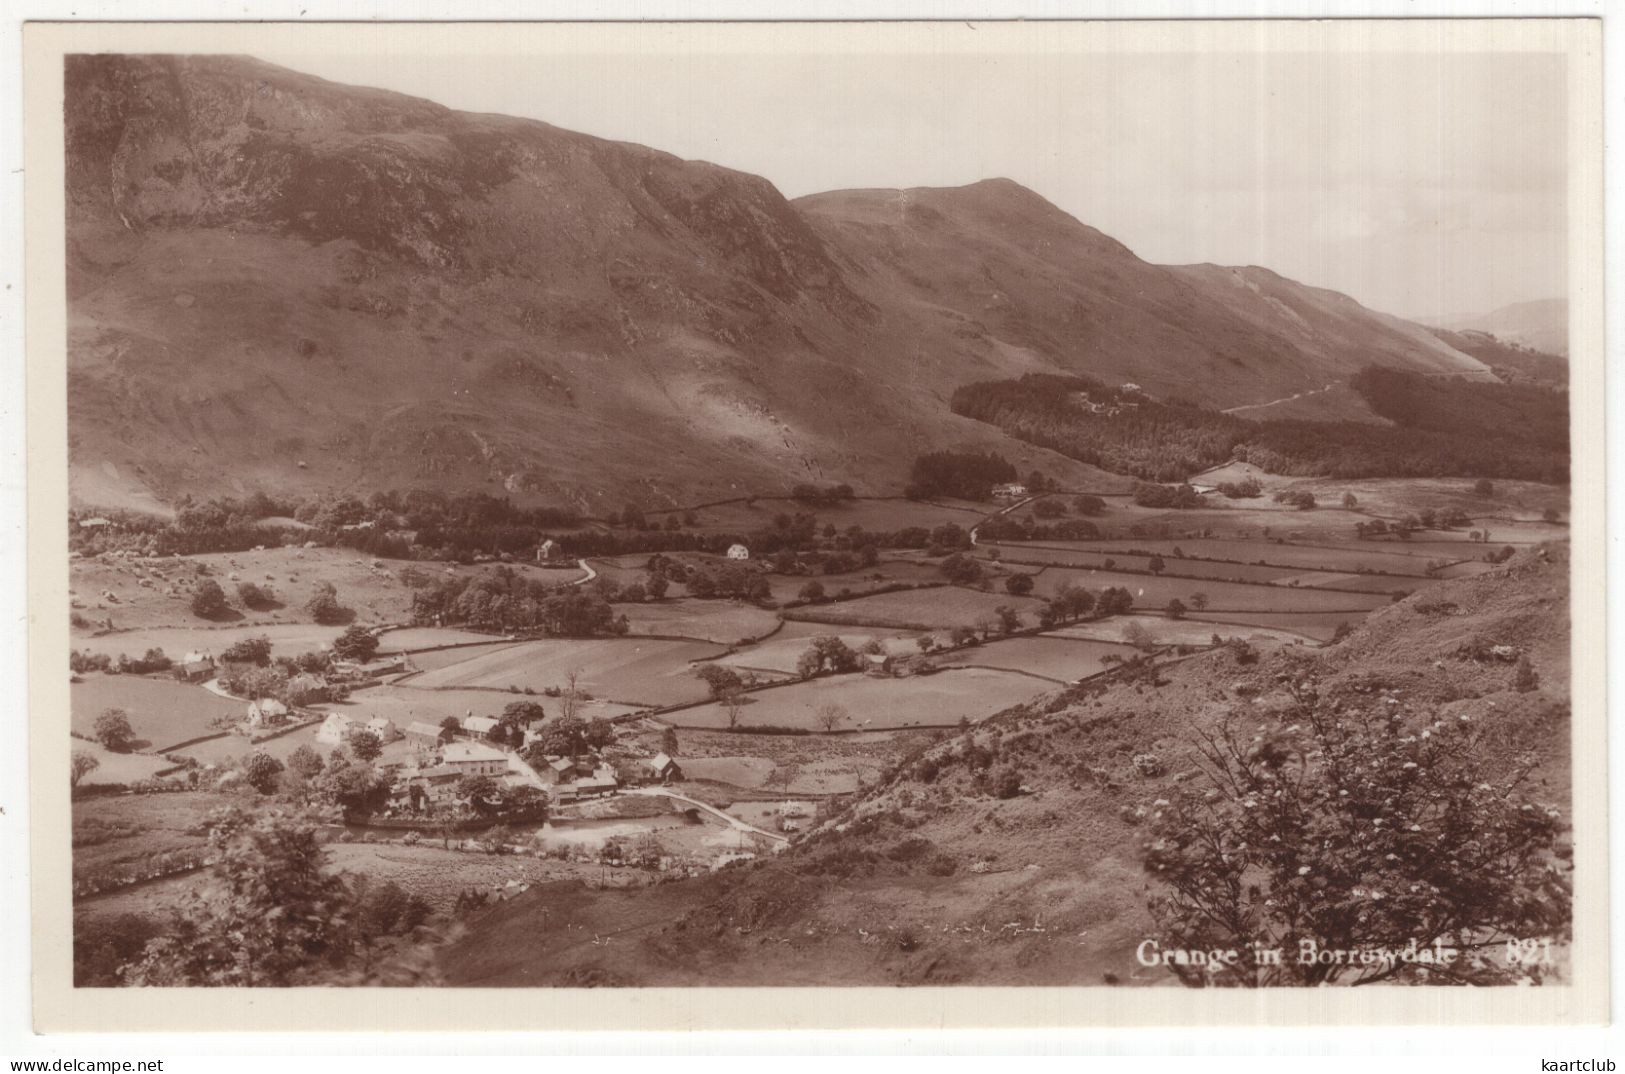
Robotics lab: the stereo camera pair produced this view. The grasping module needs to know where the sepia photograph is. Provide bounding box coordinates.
[19,15,1606,1031]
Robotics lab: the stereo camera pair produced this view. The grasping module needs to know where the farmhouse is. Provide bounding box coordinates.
[316,711,357,746]
[365,716,401,743]
[246,698,290,729]
[726,543,750,561]
[646,752,681,783]
[536,539,560,562]
[177,650,216,683]
[992,483,1028,500]
[544,756,575,784]
[442,740,508,777]
[862,652,893,677]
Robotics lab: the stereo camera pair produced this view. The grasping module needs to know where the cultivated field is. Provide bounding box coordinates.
[991,547,1311,585]
[377,626,508,651]
[761,560,946,604]
[669,667,1052,731]
[947,636,1139,682]
[408,637,726,706]
[784,586,1048,631]
[1017,538,1452,576]
[72,673,244,753]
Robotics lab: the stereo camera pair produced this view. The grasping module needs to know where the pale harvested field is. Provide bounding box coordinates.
[409,637,726,706]
[1027,567,1392,614]
[339,684,644,726]
[1025,538,1444,576]
[73,623,344,661]
[377,626,509,651]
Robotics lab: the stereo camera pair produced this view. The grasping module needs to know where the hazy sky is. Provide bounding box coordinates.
[261,48,1567,320]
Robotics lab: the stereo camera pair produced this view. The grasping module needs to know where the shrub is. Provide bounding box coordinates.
[190,579,229,619]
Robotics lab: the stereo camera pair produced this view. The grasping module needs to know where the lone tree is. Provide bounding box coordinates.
[287,744,326,780]
[242,752,285,795]
[722,690,746,731]
[694,664,744,700]
[1473,478,1496,497]
[70,750,100,787]
[815,703,847,734]
[191,578,229,619]
[1342,492,1359,509]
[1140,679,1570,986]
[1164,598,1188,620]
[1190,592,1210,611]
[348,729,383,763]
[305,582,350,626]
[1004,573,1035,596]
[94,708,136,753]
[1147,555,1167,576]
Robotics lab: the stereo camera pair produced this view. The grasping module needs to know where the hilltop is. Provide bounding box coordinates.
[438,544,1570,986]
[68,54,1492,513]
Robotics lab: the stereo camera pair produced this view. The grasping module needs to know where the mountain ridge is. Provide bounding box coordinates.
[66,53,1494,512]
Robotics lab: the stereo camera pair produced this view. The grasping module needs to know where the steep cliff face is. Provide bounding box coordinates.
[63,54,1490,511]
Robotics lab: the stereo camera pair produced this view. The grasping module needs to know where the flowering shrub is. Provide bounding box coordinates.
[1140,678,1570,986]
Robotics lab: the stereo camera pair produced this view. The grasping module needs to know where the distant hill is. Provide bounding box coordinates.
[1426,298,1568,357]
[65,54,1493,511]
[1425,326,1568,387]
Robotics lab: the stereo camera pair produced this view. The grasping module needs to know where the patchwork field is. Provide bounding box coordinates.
[947,636,1138,682]
[669,667,1052,731]
[784,586,1048,631]
[71,673,244,753]
[408,637,727,706]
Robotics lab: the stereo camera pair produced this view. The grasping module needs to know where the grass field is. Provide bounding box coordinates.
[71,741,177,785]
[408,637,726,706]
[1185,609,1368,643]
[947,635,1138,682]
[715,621,926,675]
[1016,538,1451,576]
[613,599,781,644]
[991,546,1308,585]
[70,547,586,640]
[71,673,244,753]
[377,626,509,651]
[73,791,237,885]
[761,560,946,604]
[671,667,1052,731]
[784,586,1048,631]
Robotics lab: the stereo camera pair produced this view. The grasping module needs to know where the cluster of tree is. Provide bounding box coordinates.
[951,370,1569,483]
[796,635,862,678]
[1140,678,1570,985]
[1132,482,1206,510]
[1272,489,1318,510]
[410,566,626,635]
[70,648,171,676]
[105,808,436,986]
[790,482,857,506]
[978,516,1102,542]
[904,451,1018,501]
[1215,477,1263,499]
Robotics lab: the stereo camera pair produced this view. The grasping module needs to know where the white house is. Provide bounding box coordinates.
[992,483,1028,500]
[405,720,445,747]
[726,543,750,561]
[536,539,559,562]
[441,740,509,777]
[316,711,357,746]
[247,698,290,729]
[365,716,401,743]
